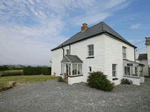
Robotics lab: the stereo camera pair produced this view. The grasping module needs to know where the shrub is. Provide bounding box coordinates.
[58,77,65,82]
[121,78,133,84]
[87,71,114,91]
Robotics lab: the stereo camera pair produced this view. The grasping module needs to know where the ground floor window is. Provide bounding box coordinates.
[124,66,130,75]
[132,66,138,76]
[112,64,117,77]
[72,63,82,75]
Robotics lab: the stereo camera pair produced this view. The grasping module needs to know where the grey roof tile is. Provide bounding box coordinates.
[61,55,83,63]
[52,22,136,51]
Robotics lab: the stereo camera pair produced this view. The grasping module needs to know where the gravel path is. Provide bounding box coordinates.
[0,78,150,112]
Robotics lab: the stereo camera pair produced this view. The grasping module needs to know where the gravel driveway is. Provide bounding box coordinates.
[0,78,150,112]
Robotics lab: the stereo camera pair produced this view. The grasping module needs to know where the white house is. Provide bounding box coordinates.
[145,37,150,77]
[51,22,144,85]
[137,53,149,77]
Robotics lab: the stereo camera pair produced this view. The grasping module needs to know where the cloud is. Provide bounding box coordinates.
[131,23,141,29]
[0,0,132,65]
[72,13,112,26]
[106,0,126,9]
[70,0,130,26]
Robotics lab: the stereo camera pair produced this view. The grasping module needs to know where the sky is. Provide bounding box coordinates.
[0,0,149,66]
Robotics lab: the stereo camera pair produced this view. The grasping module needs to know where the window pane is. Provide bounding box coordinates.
[125,67,130,75]
[68,64,71,75]
[78,64,82,74]
[72,64,77,75]
[112,71,116,77]
[89,45,93,50]
[89,66,92,72]
[112,64,116,70]
[89,51,94,56]
[88,45,94,56]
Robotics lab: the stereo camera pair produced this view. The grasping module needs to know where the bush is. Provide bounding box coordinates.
[87,71,114,91]
[58,77,65,82]
[121,78,133,84]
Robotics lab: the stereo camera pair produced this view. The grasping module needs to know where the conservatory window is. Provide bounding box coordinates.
[72,64,77,75]
[72,63,82,75]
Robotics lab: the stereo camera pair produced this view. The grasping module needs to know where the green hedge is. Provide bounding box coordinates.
[23,67,51,75]
[0,66,9,71]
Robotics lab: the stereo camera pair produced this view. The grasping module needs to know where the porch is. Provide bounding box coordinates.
[123,59,145,85]
[60,55,84,85]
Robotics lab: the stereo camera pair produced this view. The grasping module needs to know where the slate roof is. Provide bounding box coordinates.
[138,54,147,60]
[51,22,136,51]
[61,55,83,63]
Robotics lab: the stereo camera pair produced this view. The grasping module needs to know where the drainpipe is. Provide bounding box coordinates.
[69,45,71,55]
[62,44,64,58]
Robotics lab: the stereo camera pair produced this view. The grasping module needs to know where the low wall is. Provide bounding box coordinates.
[112,79,121,86]
[140,77,144,83]
[68,75,84,85]
[123,76,140,85]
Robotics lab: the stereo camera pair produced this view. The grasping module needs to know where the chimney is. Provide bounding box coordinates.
[145,37,150,45]
[81,23,88,32]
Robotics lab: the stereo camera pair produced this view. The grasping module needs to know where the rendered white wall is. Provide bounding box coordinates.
[68,76,84,85]
[139,59,149,76]
[104,34,135,85]
[140,77,144,83]
[147,45,150,67]
[51,49,63,76]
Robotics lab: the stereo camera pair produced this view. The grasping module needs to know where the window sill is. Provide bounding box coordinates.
[112,78,118,81]
[86,57,94,59]
[68,74,83,77]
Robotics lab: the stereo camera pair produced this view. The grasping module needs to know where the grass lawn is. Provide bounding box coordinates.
[0,75,58,89]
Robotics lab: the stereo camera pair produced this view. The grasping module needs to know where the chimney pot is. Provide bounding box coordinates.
[81,23,88,32]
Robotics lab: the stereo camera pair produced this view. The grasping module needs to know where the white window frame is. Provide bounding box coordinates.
[88,44,94,57]
[122,46,127,59]
[72,63,82,76]
[112,64,117,77]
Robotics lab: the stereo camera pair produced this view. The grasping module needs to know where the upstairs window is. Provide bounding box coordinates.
[122,47,127,59]
[88,44,94,57]
[66,49,70,55]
